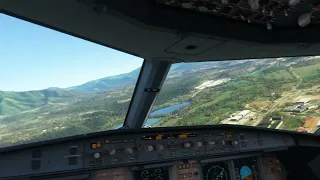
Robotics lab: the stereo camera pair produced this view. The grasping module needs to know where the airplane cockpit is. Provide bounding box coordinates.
[1,0,320,180]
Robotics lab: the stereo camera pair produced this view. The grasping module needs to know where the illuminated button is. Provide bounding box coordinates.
[109,149,116,156]
[184,142,191,148]
[196,141,202,147]
[93,152,101,159]
[147,145,154,152]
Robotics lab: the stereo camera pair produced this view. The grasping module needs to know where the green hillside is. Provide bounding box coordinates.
[0,85,136,147]
[292,58,320,89]
[0,90,80,115]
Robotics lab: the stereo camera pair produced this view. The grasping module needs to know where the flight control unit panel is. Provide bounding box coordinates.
[0,127,294,180]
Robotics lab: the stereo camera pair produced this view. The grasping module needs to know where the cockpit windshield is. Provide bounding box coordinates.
[0,14,143,148]
[2,13,320,149]
[148,58,320,133]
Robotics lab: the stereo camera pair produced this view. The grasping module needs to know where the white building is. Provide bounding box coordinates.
[296,98,311,104]
[238,110,251,117]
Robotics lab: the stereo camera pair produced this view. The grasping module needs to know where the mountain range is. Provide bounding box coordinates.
[0,62,214,116]
[0,61,254,117]
[47,62,221,93]
[0,57,301,147]
[47,67,141,93]
[0,61,231,146]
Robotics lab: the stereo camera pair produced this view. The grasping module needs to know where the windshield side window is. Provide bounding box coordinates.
[147,58,320,133]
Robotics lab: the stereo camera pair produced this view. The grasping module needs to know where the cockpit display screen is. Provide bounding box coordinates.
[134,167,169,180]
[202,161,230,180]
[233,157,261,180]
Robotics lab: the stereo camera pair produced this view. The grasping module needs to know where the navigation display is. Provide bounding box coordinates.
[134,167,169,180]
[234,157,261,180]
[202,161,230,180]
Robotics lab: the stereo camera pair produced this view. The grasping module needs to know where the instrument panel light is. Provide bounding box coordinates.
[91,142,102,149]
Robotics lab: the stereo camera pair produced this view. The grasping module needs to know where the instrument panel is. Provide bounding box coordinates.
[88,155,283,180]
[0,127,294,180]
[84,130,293,169]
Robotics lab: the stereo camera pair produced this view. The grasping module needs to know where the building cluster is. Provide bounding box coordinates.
[222,110,255,125]
[285,98,311,113]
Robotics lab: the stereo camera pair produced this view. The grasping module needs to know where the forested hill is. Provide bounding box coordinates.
[0,90,80,115]
[0,67,141,116]
[65,67,141,93]
[0,60,257,116]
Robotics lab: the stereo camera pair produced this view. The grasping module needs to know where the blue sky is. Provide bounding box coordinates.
[0,14,143,91]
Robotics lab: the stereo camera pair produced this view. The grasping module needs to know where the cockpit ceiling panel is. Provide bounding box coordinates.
[1,0,320,62]
[165,36,225,55]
